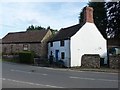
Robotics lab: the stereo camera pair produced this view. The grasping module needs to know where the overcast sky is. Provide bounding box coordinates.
[0,1,89,39]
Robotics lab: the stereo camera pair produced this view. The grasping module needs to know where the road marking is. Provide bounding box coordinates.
[1,78,63,88]
[10,69,48,76]
[69,76,118,82]
[11,69,32,73]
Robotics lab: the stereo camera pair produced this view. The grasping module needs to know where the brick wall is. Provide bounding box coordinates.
[81,54,100,68]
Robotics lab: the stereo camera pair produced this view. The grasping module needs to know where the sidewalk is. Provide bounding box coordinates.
[70,67,119,73]
[33,63,119,73]
[3,61,119,73]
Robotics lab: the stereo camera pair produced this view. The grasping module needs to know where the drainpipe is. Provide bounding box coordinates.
[107,40,110,68]
[68,38,71,68]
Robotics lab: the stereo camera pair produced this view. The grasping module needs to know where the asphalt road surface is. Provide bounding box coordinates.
[2,62,118,88]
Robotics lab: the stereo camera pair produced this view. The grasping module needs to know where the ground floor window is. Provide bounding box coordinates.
[50,51,53,55]
[23,44,28,51]
[61,52,65,59]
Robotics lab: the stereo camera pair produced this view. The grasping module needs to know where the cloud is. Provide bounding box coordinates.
[1,0,89,2]
[0,2,87,38]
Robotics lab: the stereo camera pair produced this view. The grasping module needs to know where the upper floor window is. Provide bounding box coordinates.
[50,51,53,55]
[50,42,53,47]
[60,40,64,46]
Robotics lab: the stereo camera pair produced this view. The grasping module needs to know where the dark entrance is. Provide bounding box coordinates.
[55,50,59,61]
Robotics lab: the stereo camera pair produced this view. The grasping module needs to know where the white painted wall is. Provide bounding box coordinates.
[48,40,70,67]
[115,48,120,55]
[71,22,107,67]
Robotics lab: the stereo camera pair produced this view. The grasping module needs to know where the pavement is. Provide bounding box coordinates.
[70,67,119,73]
[2,62,119,88]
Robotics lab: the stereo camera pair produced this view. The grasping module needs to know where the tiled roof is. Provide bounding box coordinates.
[49,24,83,42]
[2,30,48,44]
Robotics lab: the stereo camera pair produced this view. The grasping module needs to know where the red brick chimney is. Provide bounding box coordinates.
[83,6,94,23]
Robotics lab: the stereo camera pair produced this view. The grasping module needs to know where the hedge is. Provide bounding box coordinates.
[19,51,34,64]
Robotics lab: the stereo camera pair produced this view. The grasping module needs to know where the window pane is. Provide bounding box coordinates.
[61,52,65,59]
[51,51,52,55]
[50,42,53,47]
[23,44,28,50]
[60,40,64,46]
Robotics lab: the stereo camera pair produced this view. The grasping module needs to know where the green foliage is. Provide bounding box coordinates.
[56,60,65,68]
[88,2,108,39]
[79,2,108,39]
[47,26,58,35]
[79,8,84,24]
[26,25,46,31]
[19,51,34,64]
[0,58,1,62]
[3,59,19,63]
[26,25,58,35]
[26,25,58,37]
[106,1,120,38]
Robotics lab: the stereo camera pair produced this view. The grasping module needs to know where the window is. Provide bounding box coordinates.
[61,52,65,59]
[50,42,53,47]
[60,40,64,46]
[23,44,28,51]
[50,51,53,55]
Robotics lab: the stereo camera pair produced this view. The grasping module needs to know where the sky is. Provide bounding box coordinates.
[0,1,90,39]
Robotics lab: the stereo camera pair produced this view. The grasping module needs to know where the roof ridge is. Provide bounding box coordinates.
[61,24,80,30]
[7,29,48,34]
[49,23,83,42]
[2,29,49,43]
[8,31,26,34]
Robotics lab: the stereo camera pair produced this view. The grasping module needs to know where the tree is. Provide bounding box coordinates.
[88,2,108,39]
[79,8,84,24]
[26,25,58,35]
[47,26,58,35]
[27,25,34,31]
[106,1,120,38]
[79,1,108,39]
[26,25,45,31]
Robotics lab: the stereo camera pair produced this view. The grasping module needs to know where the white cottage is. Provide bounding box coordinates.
[48,6,107,67]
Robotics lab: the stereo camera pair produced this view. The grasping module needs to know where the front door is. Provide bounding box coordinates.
[55,50,59,61]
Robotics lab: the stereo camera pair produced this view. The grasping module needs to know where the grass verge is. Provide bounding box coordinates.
[2,59,19,63]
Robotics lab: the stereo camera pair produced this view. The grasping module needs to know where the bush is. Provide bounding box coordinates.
[56,60,65,68]
[19,51,34,64]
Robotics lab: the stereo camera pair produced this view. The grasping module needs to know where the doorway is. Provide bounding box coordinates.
[55,50,59,61]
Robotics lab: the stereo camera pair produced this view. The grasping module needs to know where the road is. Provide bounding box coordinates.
[2,62,118,88]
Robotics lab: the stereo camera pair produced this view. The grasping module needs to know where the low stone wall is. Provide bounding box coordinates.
[109,55,120,69]
[2,55,19,61]
[81,54,100,68]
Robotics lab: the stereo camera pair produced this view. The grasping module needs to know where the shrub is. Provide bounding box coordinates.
[56,60,65,68]
[19,51,34,64]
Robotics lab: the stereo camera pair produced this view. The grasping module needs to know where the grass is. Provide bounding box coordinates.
[0,59,2,62]
[2,58,19,63]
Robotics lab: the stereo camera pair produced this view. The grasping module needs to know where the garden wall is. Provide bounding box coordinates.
[109,55,120,69]
[81,54,100,68]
